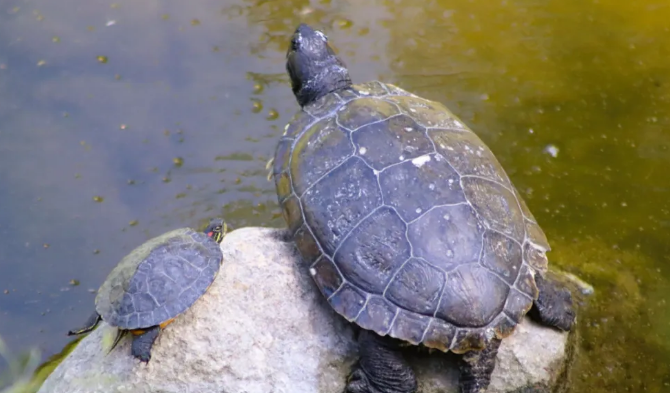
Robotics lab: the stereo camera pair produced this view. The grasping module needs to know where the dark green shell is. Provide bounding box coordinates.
[95,228,222,330]
[273,81,551,353]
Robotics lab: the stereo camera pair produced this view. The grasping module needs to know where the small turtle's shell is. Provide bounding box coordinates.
[95,228,222,330]
[273,81,551,353]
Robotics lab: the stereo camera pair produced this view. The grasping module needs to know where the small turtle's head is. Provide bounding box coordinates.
[204,218,228,244]
[286,23,352,107]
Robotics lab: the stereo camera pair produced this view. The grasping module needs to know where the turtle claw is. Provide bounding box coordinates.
[345,331,417,393]
[135,353,151,363]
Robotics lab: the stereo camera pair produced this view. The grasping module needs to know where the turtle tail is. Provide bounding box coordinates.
[107,329,127,355]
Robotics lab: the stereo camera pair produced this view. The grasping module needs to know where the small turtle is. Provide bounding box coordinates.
[67,218,228,363]
[272,24,576,393]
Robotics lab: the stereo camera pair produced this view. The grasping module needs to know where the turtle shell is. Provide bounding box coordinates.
[95,228,222,330]
[273,81,552,353]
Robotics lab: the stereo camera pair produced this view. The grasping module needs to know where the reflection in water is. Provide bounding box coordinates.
[0,0,668,391]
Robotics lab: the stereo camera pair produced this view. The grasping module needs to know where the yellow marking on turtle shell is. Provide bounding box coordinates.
[159,317,176,329]
[275,173,291,200]
[129,317,175,335]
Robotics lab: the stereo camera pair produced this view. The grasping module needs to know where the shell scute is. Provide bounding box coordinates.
[379,153,466,222]
[355,296,397,336]
[334,207,410,294]
[301,157,382,255]
[279,82,545,351]
[352,114,433,171]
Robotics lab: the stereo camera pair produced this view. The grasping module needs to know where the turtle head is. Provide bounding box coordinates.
[204,218,228,244]
[286,23,352,107]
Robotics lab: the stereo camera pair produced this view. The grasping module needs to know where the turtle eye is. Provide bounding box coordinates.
[291,35,301,51]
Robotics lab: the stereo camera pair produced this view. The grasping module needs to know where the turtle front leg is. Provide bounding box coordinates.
[131,326,161,363]
[530,274,576,331]
[458,338,502,393]
[67,311,102,336]
[345,330,417,393]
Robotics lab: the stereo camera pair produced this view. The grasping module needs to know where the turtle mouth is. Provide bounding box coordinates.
[287,23,321,58]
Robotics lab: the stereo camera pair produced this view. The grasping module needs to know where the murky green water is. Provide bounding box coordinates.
[1,0,669,391]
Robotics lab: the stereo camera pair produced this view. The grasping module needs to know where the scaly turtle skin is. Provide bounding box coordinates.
[273,24,576,393]
[67,218,228,363]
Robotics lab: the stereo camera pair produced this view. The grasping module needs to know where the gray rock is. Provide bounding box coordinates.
[38,227,575,393]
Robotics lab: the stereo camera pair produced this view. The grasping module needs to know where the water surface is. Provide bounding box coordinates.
[0,0,669,391]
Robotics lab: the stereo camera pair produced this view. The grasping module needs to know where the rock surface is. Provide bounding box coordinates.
[39,227,574,393]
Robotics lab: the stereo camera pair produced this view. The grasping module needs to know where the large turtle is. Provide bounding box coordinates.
[272,24,576,393]
[67,218,228,363]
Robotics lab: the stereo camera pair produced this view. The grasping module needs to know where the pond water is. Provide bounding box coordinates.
[1,0,669,391]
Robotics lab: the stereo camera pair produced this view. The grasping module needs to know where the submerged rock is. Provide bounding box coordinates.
[38,227,579,393]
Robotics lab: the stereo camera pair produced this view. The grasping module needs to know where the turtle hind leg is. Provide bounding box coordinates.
[131,326,161,363]
[345,330,417,393]
[67,311,102,336]
[458,337,502,393]
[529,273,576,331]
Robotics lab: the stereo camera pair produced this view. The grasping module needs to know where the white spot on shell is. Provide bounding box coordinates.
[359,90,370,95]
[410,108,417,112]
[446,249,454,257]
[448,178,454,185]
[399,155,404,160]
[416,208,422,214]
[411,154,431,168]
[454,120,462,127]
[309,268,316,276]
[443,214,450,220]
[404,127,413,132]
[429,183,435,190]
[359,147,367,155]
